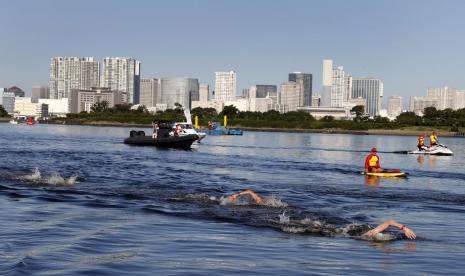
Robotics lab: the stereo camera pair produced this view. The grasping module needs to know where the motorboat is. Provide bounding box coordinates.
[407,144,453,156]
[124,126,198,150]
[175,122,206,142]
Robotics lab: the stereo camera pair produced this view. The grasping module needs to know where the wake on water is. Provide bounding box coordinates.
[20,167,78,186]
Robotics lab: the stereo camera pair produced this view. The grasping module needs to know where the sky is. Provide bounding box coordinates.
[1,0,465,107]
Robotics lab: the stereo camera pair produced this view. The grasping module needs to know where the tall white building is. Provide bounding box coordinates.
[280,81,301,112]
[321,59,349,107]
[456,90,465,110]
[102,57,141,104]
[321,59,333,106]
[387,95,403,118]
[214,71,236,102]
[409,96,439,115]
[140,78,159,108]
[331,66,346,107]
[49,57,100,99]
[351,78,383,117]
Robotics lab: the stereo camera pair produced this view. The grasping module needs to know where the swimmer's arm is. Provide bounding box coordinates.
[228,189,264,204]
[364,219,416,240]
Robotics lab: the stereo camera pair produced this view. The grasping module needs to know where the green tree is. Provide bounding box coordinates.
[0,105,9,117]
[351,105,365,117]
[221,105,239,116]
[174,103,184,113]
[90,101,109,113]
[192,107,217,118]
[395,111,421,125]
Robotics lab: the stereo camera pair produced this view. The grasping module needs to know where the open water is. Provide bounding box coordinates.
[1,123,465,275]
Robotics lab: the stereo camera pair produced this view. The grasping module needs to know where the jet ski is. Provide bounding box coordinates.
[407,144,453,156]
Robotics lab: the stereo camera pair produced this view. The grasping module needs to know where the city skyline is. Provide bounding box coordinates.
[1,0,465,105]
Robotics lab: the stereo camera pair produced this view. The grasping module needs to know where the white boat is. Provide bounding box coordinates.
[408,144,453,156]
[173,108,206,142]
[9,119,18,124]
[175,122,206,142]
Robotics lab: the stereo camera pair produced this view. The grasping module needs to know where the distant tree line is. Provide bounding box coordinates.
[54,102,465,131]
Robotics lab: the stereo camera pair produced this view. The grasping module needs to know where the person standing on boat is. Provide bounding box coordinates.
[430,131,438,147]
[152,122,159,139]
[417,135,427,151]
[364,148,383,173]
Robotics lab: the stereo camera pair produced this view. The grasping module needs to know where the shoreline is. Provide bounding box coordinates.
[2,119,462,137]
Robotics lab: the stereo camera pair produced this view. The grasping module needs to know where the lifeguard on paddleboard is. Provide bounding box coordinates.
[362,147,406,177]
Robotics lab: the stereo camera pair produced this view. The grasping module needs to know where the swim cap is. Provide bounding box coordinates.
[371,147,377,152]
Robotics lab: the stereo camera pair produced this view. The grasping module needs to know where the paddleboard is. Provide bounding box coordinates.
[361,171,406,177]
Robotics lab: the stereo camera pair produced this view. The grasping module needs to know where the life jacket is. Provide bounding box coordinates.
[418,137,424,146]
[368,155,379,167]
[430,134,437,144]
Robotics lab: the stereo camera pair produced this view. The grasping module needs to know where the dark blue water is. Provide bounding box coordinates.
[1,123,465,275]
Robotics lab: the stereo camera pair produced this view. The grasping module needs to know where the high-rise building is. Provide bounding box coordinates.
[199,84,209,102]
[49,57,100,99]
[387,95,403,118]
[331,66,346,107]
[351,78,383,117]
[140,78,159,108]
[102,57,141,104]
[160,78,199,110]
[288,72,312,106]
[321,59,333,106]
[456,90,465,110]
[345,75,353,103]
[32,85,50,102]
[214,71,236,101]
[254,85,277,98]
[426,87,456,110]
[409,96,439,115]
[280,81,301,112]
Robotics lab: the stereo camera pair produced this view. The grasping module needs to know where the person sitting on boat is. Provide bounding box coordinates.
[417,135,427,151]
[364,147,383,173]
[228,189,416,240]
[430,131,438,147]
[207,121,213,130]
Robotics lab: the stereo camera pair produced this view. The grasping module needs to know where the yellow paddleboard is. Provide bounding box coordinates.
[361,171,406,177]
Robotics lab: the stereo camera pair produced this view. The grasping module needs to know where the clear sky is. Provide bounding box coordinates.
[1,0,465,105]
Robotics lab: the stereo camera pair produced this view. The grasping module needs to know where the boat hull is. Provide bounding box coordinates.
[407,144,453,156]
[124,134,198,149]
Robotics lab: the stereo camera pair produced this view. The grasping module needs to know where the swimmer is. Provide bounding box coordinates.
[228,189,416,240]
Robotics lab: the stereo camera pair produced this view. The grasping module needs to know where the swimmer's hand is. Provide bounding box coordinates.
[402,227,416,240]
[363,219,416,240]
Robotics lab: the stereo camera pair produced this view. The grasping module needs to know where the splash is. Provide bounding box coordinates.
[45,172,79,186]
[278,211,290,224]
[281,226,306,233]
[23,167,41,181]
[262,195,288,207]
